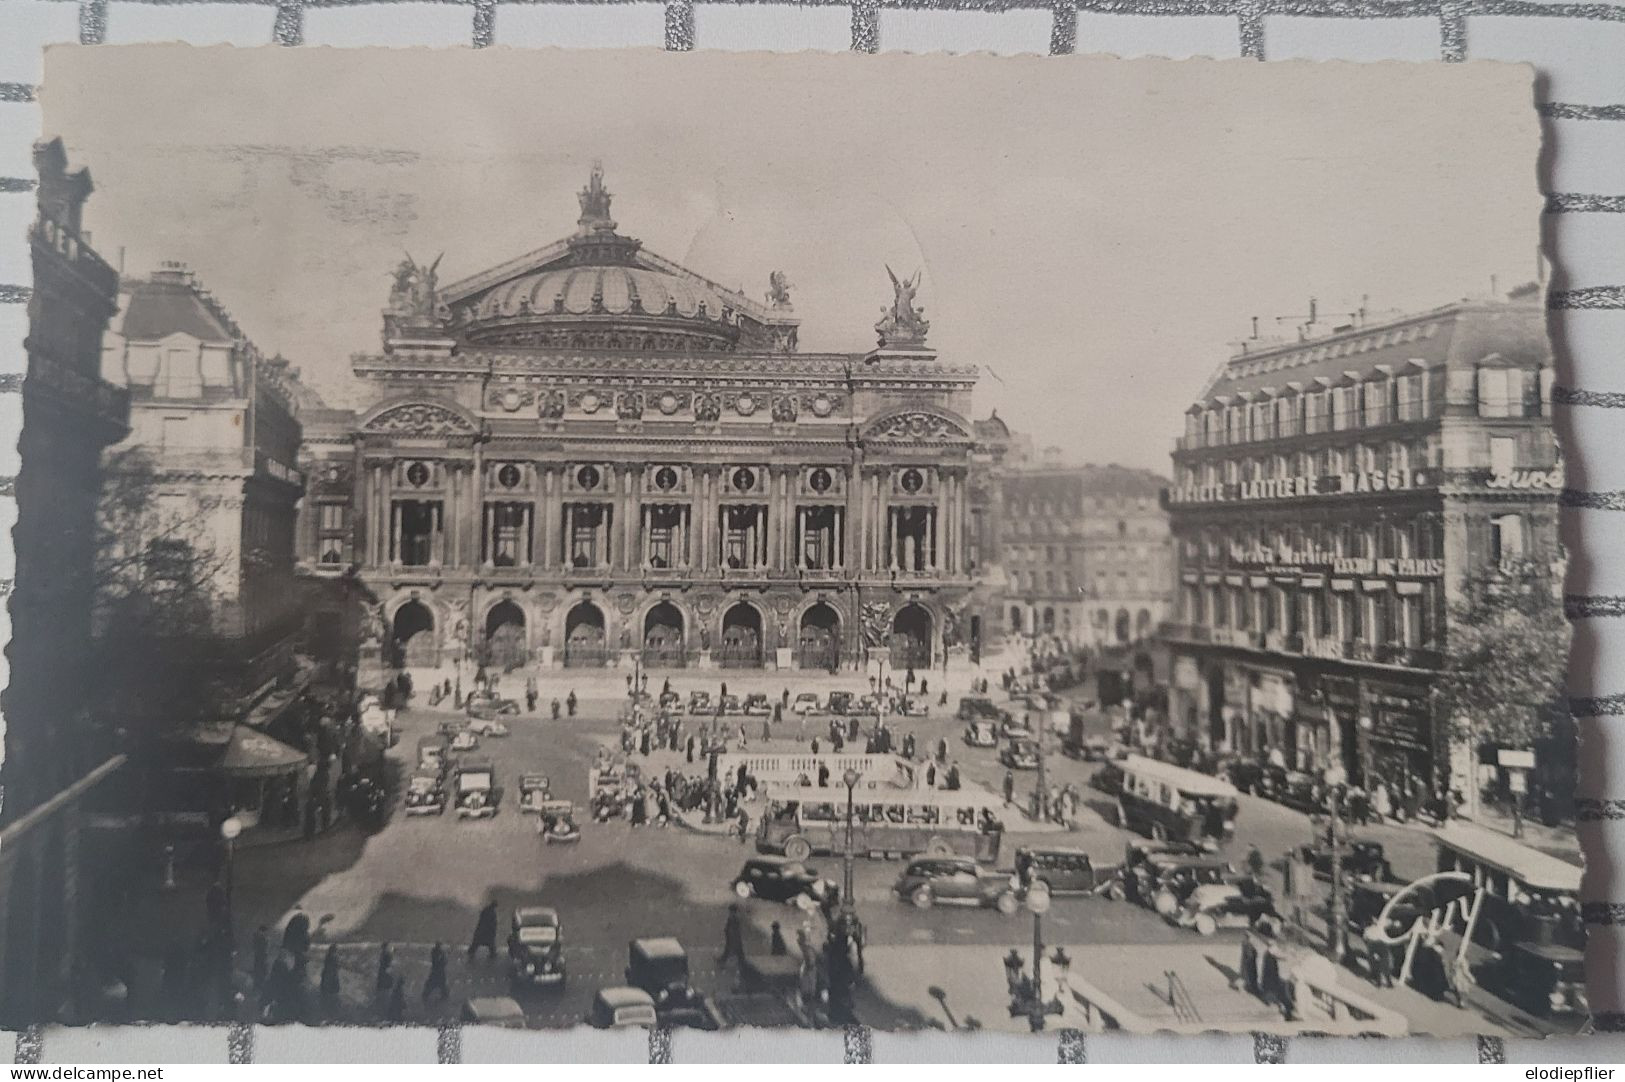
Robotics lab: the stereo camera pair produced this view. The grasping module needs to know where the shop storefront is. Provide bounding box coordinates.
[1364,683,1436,812]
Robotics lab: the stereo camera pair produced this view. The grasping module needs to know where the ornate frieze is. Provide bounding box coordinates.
[365,402,477,436]
[862,410,970,442]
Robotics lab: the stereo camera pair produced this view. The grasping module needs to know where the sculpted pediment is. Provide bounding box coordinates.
[363,401,478,436]
[860,408,971,443]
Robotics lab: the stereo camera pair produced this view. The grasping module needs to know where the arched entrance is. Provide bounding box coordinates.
[798,603,840,671]
[1136,609,1153,637]
[719,603,763,668]
[1042,607,1056,634]
[1009,606,1023,634]
[392,600,436,668]
[890,604,933,670]
[643,602,686,668]
[485,600,527,672]
[564,601,608,668]
[1115,608,1132,644]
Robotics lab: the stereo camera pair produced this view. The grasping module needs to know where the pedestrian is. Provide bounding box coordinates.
[386,976,407,1022]
[770,922,788,956]
[920,678,929,696]
[320,945,341,1002]
[639,728,651,757]
[946,762,961,790]
[1246,845,1266,882]
[526,689,538,713]
[566,690,577,717]
[763,717,773,741]
[260,950,289,1023]
[737,806,750,843]
[926,762,937,787]
[721,681,729,699]
[719,904,746,967]
[811,736,820,755]
[937,737,949,763]
[1363,922,1393,988]
[423,942,450,1004]
[375,942,394,995]
[252,924,270,991]
[686,734,696,763]
[1237,928,1259,994]
[1003,769,1015,806]
[818,762,830,788]
[551,698,561,719]
[469,901,499,961]
[283,906,312,972]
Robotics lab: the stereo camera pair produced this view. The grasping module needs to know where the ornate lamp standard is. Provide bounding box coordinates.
[220,815,244,918]
[1323,764,1348,962]
[1012,881,1064,1031]
[841,768,862,913]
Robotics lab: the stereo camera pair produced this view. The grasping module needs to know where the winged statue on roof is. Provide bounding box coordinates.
[875,264,929,348]
[387,252,444,322]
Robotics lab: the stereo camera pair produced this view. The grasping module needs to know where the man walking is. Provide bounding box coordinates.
[718,904,746,968]
[423,942,450,1004]
[469,901,499,962]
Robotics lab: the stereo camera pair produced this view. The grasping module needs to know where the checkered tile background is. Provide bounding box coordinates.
[4,0,1625,1061]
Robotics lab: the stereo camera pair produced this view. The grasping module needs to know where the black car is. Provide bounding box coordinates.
[1299,838,1391,883]
[1013,847,1109,894]
[732,858,831,906]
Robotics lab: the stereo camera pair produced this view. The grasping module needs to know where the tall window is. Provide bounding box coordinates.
[1490,435,1518,475]
[1490,513,1525,564]
[1478,367,1524,418]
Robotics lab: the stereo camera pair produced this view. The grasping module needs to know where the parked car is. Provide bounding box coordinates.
[896,697,929,717]
[450,730,480,752]
[518,773,553,813]
[688,691,713,715]
[460,996,526,1027]
[467,695,520,721]
[404,772,446,816]
[1000,738,1040,771]
[624,938,722,1029]
[1090,760,1125,797]
[854,695,880,715]
[1013,846,1110,895]
[508,906,566,988]
[956,696,1008,724]
[731,857,832,907]
[825,691,854,715]
[587,987,658,1029]
[718,694,743,716]
[962,720,998,748]
[743,693,771,717]
[468,717,510,737]
[894,857,1020,914]
[792,692,821,715]
[659,690,681,710]
[1502,941,1587,1017]
[438,718,469,738]
[454,758,498,819]
[1170,878,1277,936]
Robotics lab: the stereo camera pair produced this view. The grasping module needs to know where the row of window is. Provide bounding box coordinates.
[1179,514,1445,565]
[1009,567,1161,598]
[1179,581,1441,650]
[1183,366,1553,450]
[1002,493,1157,517]
[1003,517,1165,541]
[1177,439,1430,489]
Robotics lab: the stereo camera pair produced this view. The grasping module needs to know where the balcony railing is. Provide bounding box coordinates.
[1157,622,1443,669]
[1175,406,1437,451]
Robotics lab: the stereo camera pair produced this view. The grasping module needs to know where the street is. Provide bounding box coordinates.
[122,662,1576,1036]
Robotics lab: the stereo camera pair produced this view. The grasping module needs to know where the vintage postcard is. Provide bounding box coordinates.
[2,47,1580,1037]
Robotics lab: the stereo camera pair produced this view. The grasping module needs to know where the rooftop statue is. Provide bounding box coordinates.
[577,160,617,234]
[767,270,793,309]
[875,264,929,348]
[387,252,443,324]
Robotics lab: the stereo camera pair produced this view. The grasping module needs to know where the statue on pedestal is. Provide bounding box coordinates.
[874,265,930,348]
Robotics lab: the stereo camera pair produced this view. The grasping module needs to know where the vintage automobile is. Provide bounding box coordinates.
[743,693,771,717]
[999,717,1034,741]
[825,690,854,715]
[1503,941,1587,1017]
[454,758,498,819]
[468,717,510,737]
[1114,755,1239,846]
[438,718,469,738]
[507,906,566,988]
[658,690,682,710]
[1000,738,1041,771]
[467,694,521,721]
[416,735,448,777]
[404,772,446,816]
[731,857,831,906]
[460,996,526,1027]
[518,774,553,813]
[1090,759,1125,797]
[535,800,580,843]
[624,938,722,1029]
[1013,846,1110,895]
[896,697,930,717]
[893,857,1020,913]
[957,697,1010,725]
[718,694,743,716]
[450,730,480,753]
[1103,840,1221,909]
[687,691,713,715]
[1171,878,1278,936]
[1298,836,1392,883]
[587,987,658,1029]
[854,694,881,715]
[962,720,998,748]
[791,692,822,715]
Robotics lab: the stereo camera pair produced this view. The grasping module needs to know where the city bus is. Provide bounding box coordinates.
[1114,755,1239,846]
[756,785,1004,863]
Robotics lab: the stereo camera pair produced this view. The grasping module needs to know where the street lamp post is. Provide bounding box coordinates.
[220,815,244,918]
[1323,765,1347,962]
[842,768,861,914]
[1022,881,1061,1031]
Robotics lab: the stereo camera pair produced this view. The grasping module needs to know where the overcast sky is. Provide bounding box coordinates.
[43,47,1543,474]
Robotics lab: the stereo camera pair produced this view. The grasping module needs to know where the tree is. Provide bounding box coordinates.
[1435,557,1569,751]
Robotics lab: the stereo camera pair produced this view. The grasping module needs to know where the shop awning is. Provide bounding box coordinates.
[214,726,309,779]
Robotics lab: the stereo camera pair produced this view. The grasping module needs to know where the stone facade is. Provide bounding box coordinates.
[1,140,130,1025]
[1158,289,1561,798]
[297,168,992,678]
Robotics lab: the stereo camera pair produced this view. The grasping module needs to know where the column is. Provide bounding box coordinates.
[796,507,807,569]
[469,449,486,571]
[390,501,401,564]
[933,473,946,573]
[375,463,389,566]
[432,502,444,565]
[524,503,534,565]
[449,466,462,567]
[542,469,557,569]
[889,508,899,571]
[835,508,844,570]
[564,503,575,568]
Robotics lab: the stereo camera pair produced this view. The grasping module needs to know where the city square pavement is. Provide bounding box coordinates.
[112,648,1577,1035]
